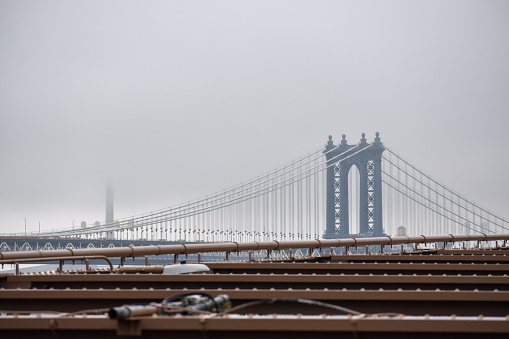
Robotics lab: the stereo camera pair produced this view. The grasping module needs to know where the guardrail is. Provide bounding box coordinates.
[0,234,507,262]
[0,255,114,274]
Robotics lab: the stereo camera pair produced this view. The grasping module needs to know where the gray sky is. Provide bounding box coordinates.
[1,1,508,234]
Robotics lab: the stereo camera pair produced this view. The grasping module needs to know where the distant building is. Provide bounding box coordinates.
[106,184,114,226]
[481,221,490,231]
[465,221,471,234]
[397,226,407,236]
[106,184,115,240]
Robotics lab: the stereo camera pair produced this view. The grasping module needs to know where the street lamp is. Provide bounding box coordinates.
[24,218,26,237]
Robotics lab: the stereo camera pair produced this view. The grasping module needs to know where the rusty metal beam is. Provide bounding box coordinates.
[1,288,508,316]
[437,248,509,255]
[2,271,509,291]
[1,234,507,261]
[0,313,508,338]
[205,261,509,276]
[326,253,509,264]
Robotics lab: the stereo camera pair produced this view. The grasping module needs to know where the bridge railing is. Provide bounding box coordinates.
[1,234,508,262]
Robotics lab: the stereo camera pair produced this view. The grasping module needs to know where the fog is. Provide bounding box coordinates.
[1,1,508,234]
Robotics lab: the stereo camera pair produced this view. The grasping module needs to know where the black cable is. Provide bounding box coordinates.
[219,298,362,316]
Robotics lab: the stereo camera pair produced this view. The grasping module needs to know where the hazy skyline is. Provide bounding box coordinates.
[1,1,508,234]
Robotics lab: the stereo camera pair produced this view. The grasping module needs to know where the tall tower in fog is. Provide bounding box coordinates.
[106,184,114,226]
[105,184,115,240]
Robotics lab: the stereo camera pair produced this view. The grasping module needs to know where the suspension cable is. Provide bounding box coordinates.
[43,143,371,237]
[382,172,495,234]
[383,149,509,233]
[384,145,508,225]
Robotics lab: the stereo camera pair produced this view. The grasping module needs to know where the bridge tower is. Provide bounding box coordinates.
[106,184,114,240]
[324,133,385,238]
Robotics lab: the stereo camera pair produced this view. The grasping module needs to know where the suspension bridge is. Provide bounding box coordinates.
[2,133,509,338]
[1,133,508,252]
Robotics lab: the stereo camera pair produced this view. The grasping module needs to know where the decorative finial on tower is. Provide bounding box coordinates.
[361,133,367,145]
[341,134,348,146]
[326,135,334,148]
[374,132,382,146]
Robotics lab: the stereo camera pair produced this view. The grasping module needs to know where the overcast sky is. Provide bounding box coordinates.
[1,1,508,234]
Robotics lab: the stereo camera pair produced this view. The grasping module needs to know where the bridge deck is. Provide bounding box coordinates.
[0,246,509,337]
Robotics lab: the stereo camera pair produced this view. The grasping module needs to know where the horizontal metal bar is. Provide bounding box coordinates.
[2,272,508,292]
[0,314,508,334]
[0,289,508,317]
[1,288,508,301]
[327,254,509,263]
[204,262,509,275]
[0,256,113,271]
[3,272,508,284]
[1,234,508,261]
[437,249,509,255]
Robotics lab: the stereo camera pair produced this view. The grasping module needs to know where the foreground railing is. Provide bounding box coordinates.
[1,234,508,263]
